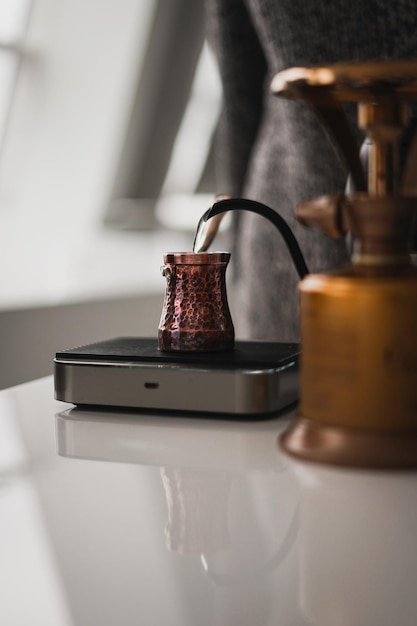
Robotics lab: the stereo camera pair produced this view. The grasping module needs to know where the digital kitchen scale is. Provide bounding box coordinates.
[54,337,299,416]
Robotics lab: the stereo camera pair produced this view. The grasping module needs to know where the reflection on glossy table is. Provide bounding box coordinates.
[1,376,416,626]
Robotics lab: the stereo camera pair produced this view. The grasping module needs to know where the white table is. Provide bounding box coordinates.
[1,376,416,626]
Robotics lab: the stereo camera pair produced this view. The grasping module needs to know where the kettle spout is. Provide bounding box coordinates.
[194,197,309,279]
[193,212,227,253]
[193,195,231,253]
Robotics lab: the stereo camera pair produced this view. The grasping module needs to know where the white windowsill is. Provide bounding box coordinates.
[0,211,193,311]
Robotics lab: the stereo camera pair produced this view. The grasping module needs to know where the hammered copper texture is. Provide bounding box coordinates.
[158,253,234,352]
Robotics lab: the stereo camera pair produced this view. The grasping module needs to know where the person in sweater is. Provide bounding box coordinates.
[205,0,417,341]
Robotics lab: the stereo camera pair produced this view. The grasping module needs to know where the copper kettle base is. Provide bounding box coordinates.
[280,416,417,470]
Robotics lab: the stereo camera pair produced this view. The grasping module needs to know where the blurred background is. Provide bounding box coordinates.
[0,0,227,389]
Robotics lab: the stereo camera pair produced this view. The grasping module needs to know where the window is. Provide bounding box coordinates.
[106,0,222,231]
[0,0,222,311]
[0,0,220,230]
[0,0,32,161]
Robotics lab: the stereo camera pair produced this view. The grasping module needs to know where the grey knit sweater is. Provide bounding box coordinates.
[205,0,417,341]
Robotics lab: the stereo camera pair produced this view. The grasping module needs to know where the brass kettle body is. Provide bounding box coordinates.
[200,60,417,469]
[274,60,417,469]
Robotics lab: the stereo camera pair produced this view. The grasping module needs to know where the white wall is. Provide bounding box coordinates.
[0,0,166,390]
[0,0,228,391]
[0,293,163,390]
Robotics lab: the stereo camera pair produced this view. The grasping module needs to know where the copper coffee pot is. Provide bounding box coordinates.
[158,252,234,352]
[199,60,417,469]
